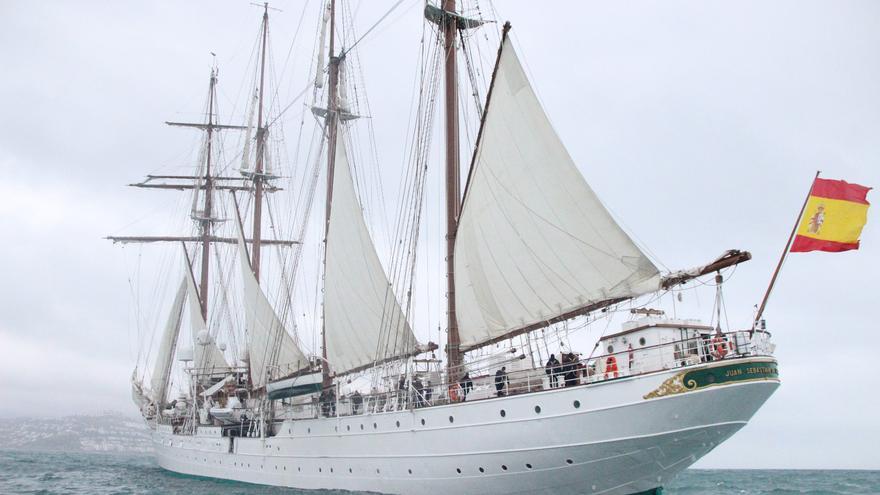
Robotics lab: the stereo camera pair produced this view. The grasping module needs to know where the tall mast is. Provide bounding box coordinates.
[321,0,340,388]
[251,3,270,281]
[442,0,462,381]
[199,66,218,320]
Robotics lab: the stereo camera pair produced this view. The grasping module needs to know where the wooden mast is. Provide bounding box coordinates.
[198,66,218,320]
[442,0,462,382]
[321,0,340,388]
[251,3,270,282]
[753,171,821,329]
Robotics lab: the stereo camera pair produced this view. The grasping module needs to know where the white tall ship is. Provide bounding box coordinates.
[113,2,780,494]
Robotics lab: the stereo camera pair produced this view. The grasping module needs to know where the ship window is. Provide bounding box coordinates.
[298,467,301,472]
[283,466,286,471]
[349,468,352,473]
[525,463,533,469]
[573,400,581,409]
[501,465,508,471]
[360,424,364,430]
[534,405,542,414]
[479,467,485,473]
[396,421,400,427]
[307,427,311,434]
[456,468,462,474]
[319,468,322,473]
[346,425,350,431]
[607,345,614,354]
[330,468,334,473]
[420,418,426,426]
[373,422,377,429]
[376,468,381,474]
[639,337,646,346]
[449,416,454,423]
[566,459,573,465]
[500,409,506,417]
[408,469,413,474]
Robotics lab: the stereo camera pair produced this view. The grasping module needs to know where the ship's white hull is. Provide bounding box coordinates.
[151,357,778,495]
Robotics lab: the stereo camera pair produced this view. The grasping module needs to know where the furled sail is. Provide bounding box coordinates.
[183,255,230,371]
[235,219,309,388]
[323,137,419,375]
[150,278,187,404]
[454,36,661,350]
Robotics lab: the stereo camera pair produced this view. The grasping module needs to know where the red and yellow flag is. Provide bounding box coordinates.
[791,178,871,253]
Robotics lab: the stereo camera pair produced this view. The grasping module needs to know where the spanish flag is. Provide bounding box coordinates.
[791,178,871,253]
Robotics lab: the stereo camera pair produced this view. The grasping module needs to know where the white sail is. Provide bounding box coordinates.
[235,221,309,388]
[454,37,661,350]
[183,256,230,372]
[150,277,187,404]
[324,137,418,375]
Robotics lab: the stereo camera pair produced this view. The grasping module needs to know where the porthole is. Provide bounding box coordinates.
[534,405,542,414]
[373,422,378,429]
[396,421,400,427]
[376,468,381,474]
[501,464,508,471]
[525,463,533,469]
[573,400,581,409]
[330,468,334,473]
[349,468,352,473]
[607,344,614,353]
[283,466,286,471]
[456,468,462,474]
[420,418,426,426]
[319,468,322,473]
[307,427,311,433]
[408,469,413,474]
[479,467,485,473]
[298,467,301,472]
[449,416,454,423]
[360,424,364,430]
[566,459,574,465]
[346,425,350,431]
[500,409,506,417]
[639,337,646,346]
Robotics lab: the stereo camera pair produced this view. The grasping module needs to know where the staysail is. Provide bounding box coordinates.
[323,136,420,375]
[454,36,661,350]
[149,277,187,404]
[235,217,309,388]
[183,254,230,371]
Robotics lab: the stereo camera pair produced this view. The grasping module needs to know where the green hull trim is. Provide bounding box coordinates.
[644,359,778,400]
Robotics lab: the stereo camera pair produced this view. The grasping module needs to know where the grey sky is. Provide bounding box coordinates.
[1,0,878,470]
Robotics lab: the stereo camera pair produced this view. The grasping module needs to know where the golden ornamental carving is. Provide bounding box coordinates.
[643,371,693,399]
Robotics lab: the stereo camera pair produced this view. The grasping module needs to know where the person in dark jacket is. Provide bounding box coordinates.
[563,352,579,387]
[459,372,474,400]
[495,367,509,397]
[545,354,561,388]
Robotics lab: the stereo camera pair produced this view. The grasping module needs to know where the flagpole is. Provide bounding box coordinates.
[753,170,821,330]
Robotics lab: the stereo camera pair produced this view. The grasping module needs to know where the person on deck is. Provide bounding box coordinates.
[351,390,363,415]
[563,352,579,387]
[495,367,509,397]
[459,372,474,400]
[545,354,561,388]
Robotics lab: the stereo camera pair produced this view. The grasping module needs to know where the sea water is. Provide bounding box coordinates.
[1,450,877,495]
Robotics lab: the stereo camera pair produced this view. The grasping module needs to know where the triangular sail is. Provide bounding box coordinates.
[150,277,187,404]
[324,136,419,375]
[183,255,230,372]
[454,37,661,350]
[235,218,309,388]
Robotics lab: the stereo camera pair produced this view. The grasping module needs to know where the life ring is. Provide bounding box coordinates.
[711,335,728,360]
[604,356,619,379]
[448,384,460,402]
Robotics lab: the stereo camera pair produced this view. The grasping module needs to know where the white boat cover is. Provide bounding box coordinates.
[235,218,309,388]
[323,136,418,375]
[454,38,661,350]
[150,277,187,403]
